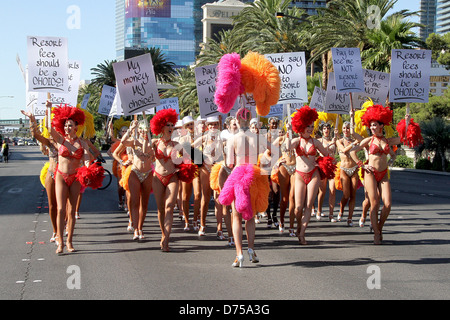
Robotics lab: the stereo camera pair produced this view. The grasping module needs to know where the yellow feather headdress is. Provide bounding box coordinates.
[113,117,131,138]
[76,104,96,139]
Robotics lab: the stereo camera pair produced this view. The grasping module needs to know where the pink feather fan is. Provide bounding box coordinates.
[214,53,244,114]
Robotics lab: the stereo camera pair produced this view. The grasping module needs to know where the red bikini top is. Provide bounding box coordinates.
[59,144,84,159]
[369,136,390,155]
[155,139,176,162]
[296,137,317,157]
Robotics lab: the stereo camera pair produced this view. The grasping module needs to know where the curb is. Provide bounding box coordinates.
[389,166,450,176]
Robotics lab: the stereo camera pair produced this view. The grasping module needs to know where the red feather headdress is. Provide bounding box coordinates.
[150,108,178,136]
[51,104,86,135]
[292,105,318,134]
[361,104,393,127]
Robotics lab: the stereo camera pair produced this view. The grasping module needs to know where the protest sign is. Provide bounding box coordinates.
[353,69,390,109]
[310,86,326,112]
[98,85,117,116]
[389,49,431,103]
[113,53,160,116]
[325,72,351,114]
[109,90,123,118]
[331,48,364,93]
[156,97,180,114]
[265,52,308,104]
[80,94,91,110]
[27,36,69,93]
[195,63,239,118]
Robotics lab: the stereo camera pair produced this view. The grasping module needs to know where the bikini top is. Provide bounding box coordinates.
[296,137,317,157]
[369,136,390,155]
[58,143,83,160]
[155,139,176,162]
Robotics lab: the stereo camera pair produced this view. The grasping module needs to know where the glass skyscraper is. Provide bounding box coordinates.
[115,0,327,67]
[116,0,210,68]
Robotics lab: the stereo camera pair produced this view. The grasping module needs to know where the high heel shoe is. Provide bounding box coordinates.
[231,254,244,268]
[184,222,190,232]
[227,237,235,247]
[347,219,353,227]
[289,228,296,237]
[56,244,64,254]
[133,230,139,240]
[198,225,206,236]
[66,242,76,253]
[192,220,199,232]
[217,230,225,240]
[127,220,134,232]
[138,230,144,240]
[50,233,57,243]
[359,217,365,227]
[248,248,259,263]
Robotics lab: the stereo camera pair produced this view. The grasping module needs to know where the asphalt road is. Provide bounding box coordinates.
[1,146,449,303]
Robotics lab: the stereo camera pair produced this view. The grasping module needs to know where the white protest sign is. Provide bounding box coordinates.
[113,53,160,116]
[325,72,350,114]
[27,36,69,93]
[195,64,239,118]
[46,60,81,107]
[389,49,431,103]
[331,48,364,93]
[310,86,326,112]
[265,52,308,104]
[109,90,123,118]
[353,69,390,109]
[156,97,180,114]
[98,85,117,116]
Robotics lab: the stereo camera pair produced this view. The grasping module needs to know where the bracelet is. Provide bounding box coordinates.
[357,160,363,167]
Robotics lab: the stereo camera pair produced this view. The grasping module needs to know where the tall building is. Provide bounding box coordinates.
[437,0,450,34]
[116,0,125,61]
[420,0,437,41]
[115,0,328,67]
[291,0,327,15]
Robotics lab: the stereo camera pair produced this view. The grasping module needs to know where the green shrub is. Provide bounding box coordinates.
[393,155,414,168]
[415,158,433,170]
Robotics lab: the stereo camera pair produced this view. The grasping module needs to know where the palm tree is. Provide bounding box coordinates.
[308,0,412,88]
[197,30,244,66]
[231,0,308,54]
[90,60,117,87]
[162,67,199,117]
[142,47,176,83]
[361,14,424,72]
[417,118,450,171]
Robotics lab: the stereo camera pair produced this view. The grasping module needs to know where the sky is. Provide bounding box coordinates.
[0,0,421,120]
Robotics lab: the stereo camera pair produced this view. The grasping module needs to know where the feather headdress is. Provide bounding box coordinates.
[292,105,318,134]
[51,104,85,135]
[150,108,178,135]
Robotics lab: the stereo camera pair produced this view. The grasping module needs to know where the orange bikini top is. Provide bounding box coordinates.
[59,141,83,160]
[369,136,390,155]
[296,137,317,157]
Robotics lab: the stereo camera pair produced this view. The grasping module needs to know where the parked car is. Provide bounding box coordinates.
[28,141,38,146]
[17,140,25,146]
